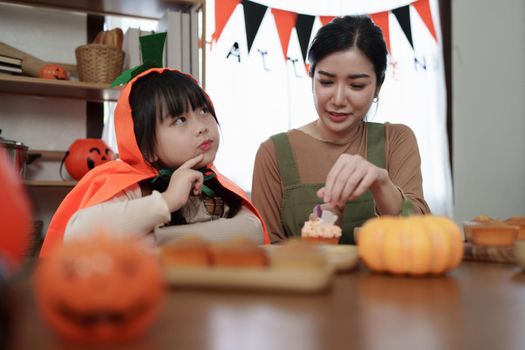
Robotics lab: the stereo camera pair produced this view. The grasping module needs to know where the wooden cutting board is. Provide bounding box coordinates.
[164,266,333,293]
[163,244,359,293]
[263,244,360,272]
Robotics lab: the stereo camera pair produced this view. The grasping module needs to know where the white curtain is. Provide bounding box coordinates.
[205,0,453,216]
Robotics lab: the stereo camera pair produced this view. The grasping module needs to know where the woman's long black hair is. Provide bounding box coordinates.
[308,15,388,86]
[129,70,242,224]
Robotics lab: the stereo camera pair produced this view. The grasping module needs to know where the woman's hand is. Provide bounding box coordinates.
[317,154,403,215]
[161,154,204,212]
[317,154,389,208]
[309,203,344,227]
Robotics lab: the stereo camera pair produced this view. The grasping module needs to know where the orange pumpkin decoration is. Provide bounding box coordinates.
[34,234,165,344]
[0,146,31,273]
[358,208,463,276]
[39,64,69,80]
[64,139,116,180]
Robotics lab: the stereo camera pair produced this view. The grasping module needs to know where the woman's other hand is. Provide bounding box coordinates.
[161,154,204,212]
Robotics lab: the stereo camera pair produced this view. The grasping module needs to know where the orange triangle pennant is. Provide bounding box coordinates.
[369,11,391,54]
[412,0,438,42]
[320,16,336,26]
[212,0,241,42]
[271,8,298,59]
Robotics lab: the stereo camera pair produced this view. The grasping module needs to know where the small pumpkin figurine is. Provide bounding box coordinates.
[63,138,116,180]
[358,201,463,276]
[39,64,69,80]
[34,234,165,344]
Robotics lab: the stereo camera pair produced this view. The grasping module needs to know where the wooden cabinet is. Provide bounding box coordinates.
[0,73,121,102]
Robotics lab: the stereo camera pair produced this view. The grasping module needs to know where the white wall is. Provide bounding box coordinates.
[452,0,525,222]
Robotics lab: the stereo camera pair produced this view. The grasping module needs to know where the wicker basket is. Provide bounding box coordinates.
[75,44,124,84]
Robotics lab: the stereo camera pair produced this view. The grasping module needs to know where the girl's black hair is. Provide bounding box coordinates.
[307,15,388,86]
[129,70,242,223]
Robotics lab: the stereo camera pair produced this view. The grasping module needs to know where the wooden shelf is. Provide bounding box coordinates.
[27,149,66,162]
[0,0,203,19]
[25,150,75,188]
[24,180,76,187]
[0,74,121,101]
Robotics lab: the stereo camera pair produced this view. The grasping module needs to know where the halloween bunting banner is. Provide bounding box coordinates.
[242,0,267,52]
[392,5,413,49]
[271,8,298,60]
[296,14,316,63]
[211,0,438,59]
[212,0,241,43]
[412,0,437,41]
[369,11,391,53]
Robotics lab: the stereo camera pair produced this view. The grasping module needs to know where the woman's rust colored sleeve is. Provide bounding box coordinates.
[251,140,287,243]
[385,124,431,214]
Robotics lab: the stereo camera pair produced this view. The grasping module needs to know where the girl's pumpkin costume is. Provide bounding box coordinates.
[40,68,269,257]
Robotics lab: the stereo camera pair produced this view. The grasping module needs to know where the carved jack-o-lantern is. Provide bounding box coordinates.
[39,64,69,80]
[35,234,165,344]
[64,139,116,180]
[0,146,31,272]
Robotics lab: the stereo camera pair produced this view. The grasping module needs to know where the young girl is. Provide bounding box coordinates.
[40,68,269,257]
[252,16,430,244]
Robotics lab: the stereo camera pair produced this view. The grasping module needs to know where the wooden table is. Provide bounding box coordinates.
[7,261,525,350]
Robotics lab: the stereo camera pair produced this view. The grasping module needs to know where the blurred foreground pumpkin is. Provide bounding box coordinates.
[64,138,116,180]
[34,234,165,344]
[0,146,31,273]
[358,202,463,276]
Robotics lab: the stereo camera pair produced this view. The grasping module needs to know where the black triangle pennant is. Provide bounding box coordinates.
[392,5,413,49]
[242,0,268,53]
[296,14,315,62]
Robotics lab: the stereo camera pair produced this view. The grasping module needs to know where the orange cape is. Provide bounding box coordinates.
[40,68,269,257]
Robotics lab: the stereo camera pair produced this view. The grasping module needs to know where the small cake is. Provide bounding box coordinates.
[161,235,210,267]
[464,215,505,241]
[301,210,342,244]
[269,238,326,270]
[469,223,519,247]
[209,237,268,268]
[505,216,525,240]
[472,215,495,223]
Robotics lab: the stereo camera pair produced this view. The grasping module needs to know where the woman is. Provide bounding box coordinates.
[251,15,430,244]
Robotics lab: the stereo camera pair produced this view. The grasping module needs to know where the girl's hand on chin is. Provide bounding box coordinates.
[317,153,388,207]
[161,154,205,212]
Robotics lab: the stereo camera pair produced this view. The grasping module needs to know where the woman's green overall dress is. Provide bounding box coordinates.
[270,122,385,244]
